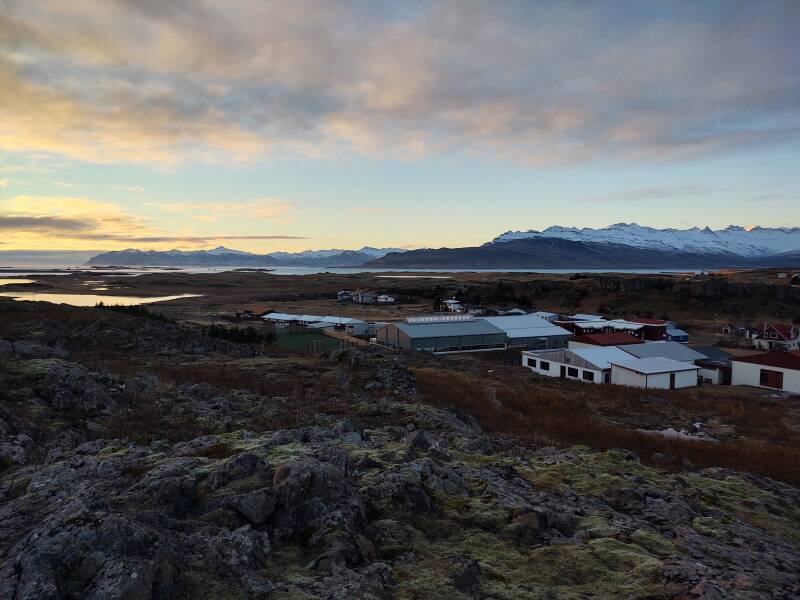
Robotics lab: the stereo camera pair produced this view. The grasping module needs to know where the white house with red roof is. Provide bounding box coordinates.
[731,350,800,393]
[752,323,800,351]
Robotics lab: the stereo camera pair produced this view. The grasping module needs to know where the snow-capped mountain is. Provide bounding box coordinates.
[490,224,800,257]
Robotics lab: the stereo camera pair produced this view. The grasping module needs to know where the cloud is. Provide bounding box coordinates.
[579,185,729,204]
[0,178,10,187]
[0,195,306,249]
[161,198,293,223]
[0,215,90,232]
[53,180,83,189]
[0,1,797,166]
[106,184,145,193]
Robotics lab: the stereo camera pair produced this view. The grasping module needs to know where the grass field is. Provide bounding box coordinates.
[272,330,344,352]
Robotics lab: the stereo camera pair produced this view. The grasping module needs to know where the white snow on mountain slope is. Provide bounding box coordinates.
[490,224,800,257]
[267,247,406,259]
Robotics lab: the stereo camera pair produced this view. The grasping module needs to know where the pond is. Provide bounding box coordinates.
[0,292,201,307]
[0,278,36,285]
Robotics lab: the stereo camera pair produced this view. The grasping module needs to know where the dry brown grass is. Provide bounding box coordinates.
[413,367,800,486]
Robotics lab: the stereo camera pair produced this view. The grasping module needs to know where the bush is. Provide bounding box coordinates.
[206,324,276,344]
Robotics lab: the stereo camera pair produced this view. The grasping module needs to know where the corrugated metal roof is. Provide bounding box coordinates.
[611,357,699,374]
[618,341,706,362]
[394,319,505,338]
[571,314,606,321]
[262,312,302,321]
[691,346,731,364]
[571,346,638,370]
[666,328,689,337]
[263,312,364,325]
[319,315,365,324]
[481,315,570,337]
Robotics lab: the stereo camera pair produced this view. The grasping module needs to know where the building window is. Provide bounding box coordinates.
[759,369,784,389]
[539,361,550,371]
[567,367,578,377]
[528,358,537,368]
[582,370,595,382]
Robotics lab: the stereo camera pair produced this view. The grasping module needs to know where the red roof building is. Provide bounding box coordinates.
[732,350,800,370]
[731,350,800,392]
[752,324,800,352]
[570,332,645,347]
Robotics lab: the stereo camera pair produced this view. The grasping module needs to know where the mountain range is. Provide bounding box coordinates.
[85,225,800,269]
[366,224,800,269]
[86,246,406,267]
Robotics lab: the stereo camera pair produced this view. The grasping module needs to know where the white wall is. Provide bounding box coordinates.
[522,355,605,384]
[610,366,646,388]
[568,341,599,350]
[611,366,697,389]
[698,367,722,385]
[731,361,800,393]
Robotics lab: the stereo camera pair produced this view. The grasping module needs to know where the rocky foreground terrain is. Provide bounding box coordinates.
[1,301,799,599]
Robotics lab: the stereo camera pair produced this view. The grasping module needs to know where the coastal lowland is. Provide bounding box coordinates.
[1,267,799,598]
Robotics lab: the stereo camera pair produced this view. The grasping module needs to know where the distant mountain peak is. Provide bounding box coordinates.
[86,246,406,267]
[490,224,800,257]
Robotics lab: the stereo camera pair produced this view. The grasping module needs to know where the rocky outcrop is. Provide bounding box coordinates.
[1,302,799,598]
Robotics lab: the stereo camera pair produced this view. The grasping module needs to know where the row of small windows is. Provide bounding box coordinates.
[524,357,594,382]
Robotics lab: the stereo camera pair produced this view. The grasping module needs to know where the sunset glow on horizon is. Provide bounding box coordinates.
[1,1,799,253]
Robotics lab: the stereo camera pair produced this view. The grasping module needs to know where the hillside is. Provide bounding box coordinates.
[1,299,799,598]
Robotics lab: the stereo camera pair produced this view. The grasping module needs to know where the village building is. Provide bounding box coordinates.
[692,346,733,385]
[531,311,558,322]
[615,341,707,363]
[337,290,353,302]
[569,332,644,348]
[375,315,506,354]
[482,306,527,316]
[610,357,699,389]
[565,314,606,322]
[721,323,748,337]
[442,299,464,313]
[353,290,377,304]
[622,317,669,341]
[262,311,368,332]
[377,294,395,304]
[522,346,634,384]
[751,324,800,351]
[482,314,571,350]
[665,328,690,343]
[730,350,800,393]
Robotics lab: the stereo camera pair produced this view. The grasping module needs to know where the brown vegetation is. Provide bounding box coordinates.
[413,367,800,486]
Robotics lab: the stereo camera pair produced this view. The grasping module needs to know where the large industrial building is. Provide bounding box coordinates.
[375,313,570,354]
[375,315,506,354]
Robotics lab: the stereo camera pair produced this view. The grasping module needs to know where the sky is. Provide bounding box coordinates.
[1,0,799,253]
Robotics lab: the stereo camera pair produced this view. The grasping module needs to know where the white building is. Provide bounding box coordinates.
[482,314,571,350]
[730,351,800,393]
[610,357,699,389]
[377,294,396,304]
[442,299,464,313]
[531,311,558,322]
[522,346,635,384]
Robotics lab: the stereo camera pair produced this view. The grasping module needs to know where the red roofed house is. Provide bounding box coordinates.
[731,350,800,393]
[569,332,645,348]
[752,324,800,352]
[624,317,669,341]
